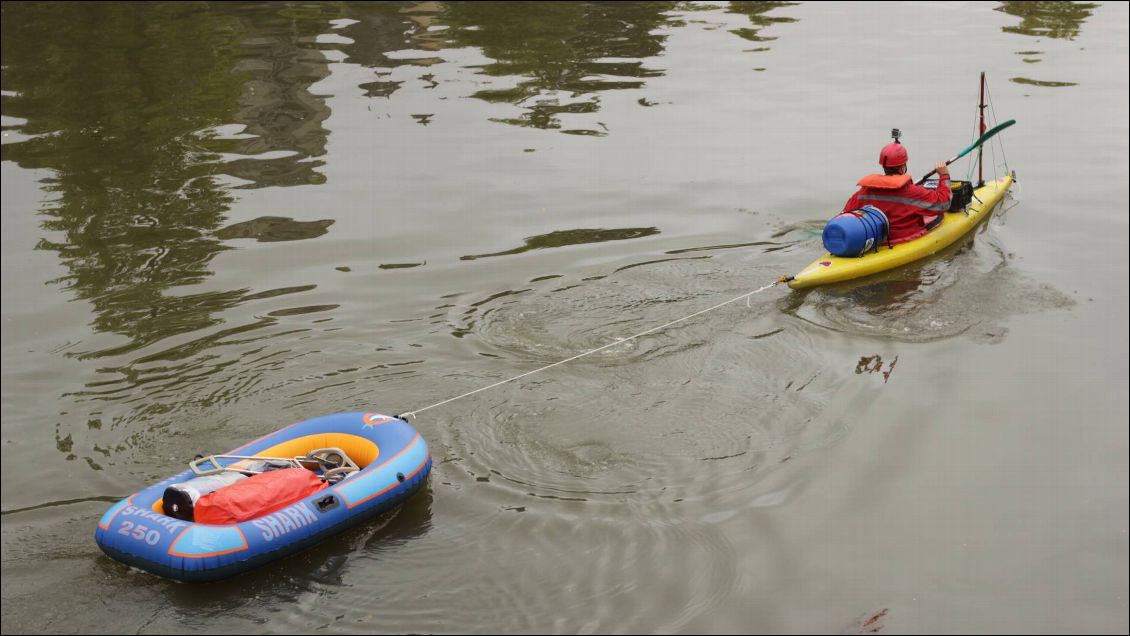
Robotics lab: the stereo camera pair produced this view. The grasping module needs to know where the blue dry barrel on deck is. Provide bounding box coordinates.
[822,205,889,257]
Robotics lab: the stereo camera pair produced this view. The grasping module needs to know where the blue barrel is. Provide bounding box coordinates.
[822,205,889,257]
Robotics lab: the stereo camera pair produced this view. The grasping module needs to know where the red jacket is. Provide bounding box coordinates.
[843,173,951,244]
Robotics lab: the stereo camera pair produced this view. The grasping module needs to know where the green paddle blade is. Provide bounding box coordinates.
[917,119,1017,185]
[954,119,1016,161]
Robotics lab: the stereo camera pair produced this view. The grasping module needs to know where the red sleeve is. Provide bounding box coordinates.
[903,175,952,216]
[843,190,862,213]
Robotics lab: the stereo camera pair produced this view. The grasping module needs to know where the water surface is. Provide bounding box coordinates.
[2,2,1127,634]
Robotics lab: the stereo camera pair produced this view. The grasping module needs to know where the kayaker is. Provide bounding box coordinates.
[843,139,952,244]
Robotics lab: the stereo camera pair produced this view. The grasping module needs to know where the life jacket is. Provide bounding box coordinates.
[844,173,950,245]
[856,173,912,189]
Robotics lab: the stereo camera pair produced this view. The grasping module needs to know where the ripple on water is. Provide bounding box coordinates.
[423,253,854,497]
[781,232,1074,343]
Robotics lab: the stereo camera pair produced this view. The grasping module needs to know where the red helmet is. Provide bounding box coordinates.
[880,142,908,168]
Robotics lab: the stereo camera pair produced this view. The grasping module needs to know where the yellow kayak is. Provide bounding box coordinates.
[787,174,1014,290]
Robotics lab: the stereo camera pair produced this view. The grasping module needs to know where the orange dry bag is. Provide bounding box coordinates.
[194,467,328,525]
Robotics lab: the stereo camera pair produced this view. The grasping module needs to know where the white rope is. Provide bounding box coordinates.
[399,280,782,419]
[986,80,1010,179]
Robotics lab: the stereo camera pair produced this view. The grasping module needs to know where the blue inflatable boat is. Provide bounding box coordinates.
[95,412,431,582]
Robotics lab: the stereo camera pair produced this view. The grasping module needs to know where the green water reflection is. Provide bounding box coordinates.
[2,2,245,357]
[460,227,660,261]
[726,1,798,45]
[441,2,677,133]
[1,3,341,358]
[329,4,445,99]
[1009,77,1079,88]
[216,216,335,242]
[997,1,1095,88]
[997,1,1098,40]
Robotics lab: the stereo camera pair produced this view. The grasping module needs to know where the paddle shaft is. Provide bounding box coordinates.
[916,119,1016,185]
